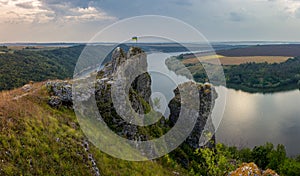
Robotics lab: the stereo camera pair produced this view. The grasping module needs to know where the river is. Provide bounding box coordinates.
[216,87,300,156]
[146,51,300,156]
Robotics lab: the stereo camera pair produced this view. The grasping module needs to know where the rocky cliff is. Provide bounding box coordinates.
[95,46,159,141]
[46,45,217,163]
[168,82,217,149]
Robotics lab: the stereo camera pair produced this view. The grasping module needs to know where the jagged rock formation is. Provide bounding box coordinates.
[46,46,218,161]
[95,46,159,141]
[168,82,217,149]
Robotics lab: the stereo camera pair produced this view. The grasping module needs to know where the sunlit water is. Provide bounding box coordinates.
[216,87,300,156]
[147,52,193,117]
[147,51,300,156]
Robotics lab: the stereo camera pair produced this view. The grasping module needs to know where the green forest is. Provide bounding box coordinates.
[168,56,300,93]
[3,45,300,93]
[0,46,84,91]
[181,142,300,175]
[223,57,300,92]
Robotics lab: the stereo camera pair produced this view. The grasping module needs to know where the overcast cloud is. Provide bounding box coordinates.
[1,0,300,42]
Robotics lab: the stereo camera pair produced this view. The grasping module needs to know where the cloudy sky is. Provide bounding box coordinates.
[1,0,300,42]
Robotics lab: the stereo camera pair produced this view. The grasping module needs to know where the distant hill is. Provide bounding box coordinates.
[0,45,85,91]
[216,44,300,57]
[3,43,300,91]
[0,43,204,91]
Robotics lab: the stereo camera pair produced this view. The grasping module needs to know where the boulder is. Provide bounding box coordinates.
[46,81,72,108]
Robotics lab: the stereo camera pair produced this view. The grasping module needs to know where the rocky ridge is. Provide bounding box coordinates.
[46,46,217,164]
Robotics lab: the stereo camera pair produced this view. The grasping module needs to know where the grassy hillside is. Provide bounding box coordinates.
[1,42,300,174]
[0,82,188,175]
[1,82,300,175]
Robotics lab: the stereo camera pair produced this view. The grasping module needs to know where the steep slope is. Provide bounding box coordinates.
[0,46,218,175]
[0,82,189,175]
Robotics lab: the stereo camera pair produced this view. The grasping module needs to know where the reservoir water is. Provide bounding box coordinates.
[146,51,300,156]
[216,87,300,156]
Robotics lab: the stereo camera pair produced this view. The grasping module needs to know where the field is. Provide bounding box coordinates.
[7,45,62,51]
[181,44,300,65]
[182,55,292,65]
[167,44,300,93]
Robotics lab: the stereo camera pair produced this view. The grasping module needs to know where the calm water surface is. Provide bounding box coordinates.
[146,51,300,156]
[215,87,300,156]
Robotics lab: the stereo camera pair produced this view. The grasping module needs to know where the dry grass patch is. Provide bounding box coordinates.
[182,55,292,65]
[182,55,224,64]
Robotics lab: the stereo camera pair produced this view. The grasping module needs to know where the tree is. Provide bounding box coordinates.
[252,143,274,169]
[267,144,286,170]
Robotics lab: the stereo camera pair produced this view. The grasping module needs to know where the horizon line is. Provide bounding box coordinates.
[2,40,300,45]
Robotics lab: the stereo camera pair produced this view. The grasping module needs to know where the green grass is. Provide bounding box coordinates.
[1,82,298,175]
[0,84,188,176]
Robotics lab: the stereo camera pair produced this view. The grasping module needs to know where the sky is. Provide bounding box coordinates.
[1,0,300,42]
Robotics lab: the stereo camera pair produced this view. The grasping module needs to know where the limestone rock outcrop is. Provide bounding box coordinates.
[46,46,218,153]
[229,162,279,176]
[95,46,155,141]
[46,81,72,108]
[168,82,217,149]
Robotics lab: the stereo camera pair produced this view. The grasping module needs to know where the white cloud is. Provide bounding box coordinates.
[284,0,300,14]
[0,0,116,24]
[1,0,300,42]
[0,0,54,23]
[62,7,117,22]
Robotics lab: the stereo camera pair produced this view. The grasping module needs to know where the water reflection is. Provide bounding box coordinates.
[216,87,300,156]
[147,52,191,117]
[146,51,300,156]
